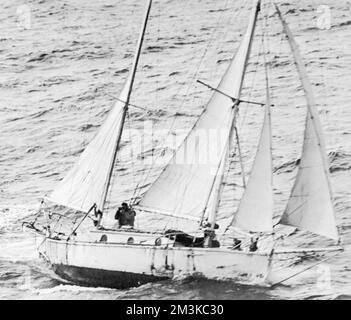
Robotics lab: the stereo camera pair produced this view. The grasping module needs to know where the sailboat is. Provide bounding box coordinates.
[24,0,343,289]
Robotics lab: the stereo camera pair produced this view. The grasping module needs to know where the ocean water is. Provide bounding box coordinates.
[1,0,351,299]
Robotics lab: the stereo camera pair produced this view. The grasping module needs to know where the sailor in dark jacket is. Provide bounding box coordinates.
[115,202,136,228]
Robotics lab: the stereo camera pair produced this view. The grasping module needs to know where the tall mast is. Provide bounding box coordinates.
[206,0,261,231]
[99,0,153,211]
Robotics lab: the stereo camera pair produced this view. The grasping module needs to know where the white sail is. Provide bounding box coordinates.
[281,112,338,240]
[233,100,273,233]
[47,0,153,213]
[275,5,338,241]
[137,0,260,218]
[47,78,131,213]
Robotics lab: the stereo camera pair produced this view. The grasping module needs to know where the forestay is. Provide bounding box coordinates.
[137,0,261,219]
[275,5,339,241]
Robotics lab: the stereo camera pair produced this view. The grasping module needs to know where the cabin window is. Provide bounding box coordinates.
[127,237,134,245]
[100,234,107,242]
[155,238,162,246]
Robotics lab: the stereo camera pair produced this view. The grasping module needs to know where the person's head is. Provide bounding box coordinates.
[122,202,128,208]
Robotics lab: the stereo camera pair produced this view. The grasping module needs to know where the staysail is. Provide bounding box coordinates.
[137,0,261,219]
[232,64,273,233]
[47,0,153,213]
[275,5,338,241]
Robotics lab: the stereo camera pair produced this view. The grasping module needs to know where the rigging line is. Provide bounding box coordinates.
[262,0,275,238]
[217,118,241,219]
[31,199,45,226]
[236,4,266,133]
[216,157,239,231]
[196,80,265,106]
[235,126,247,188]
[141,0,163,203]
[155,0,160,116]
[316,17,329,119]
[211,0,251,72]
[130,139,155,204]
[238,27,264,130]
[213,111,241,226]
[125,109,137,204]
[264,1,274,127]
[67,203,96,240]
[104,92,152,112]
[207,0,235,81]
[264,0,284,109]
[261,0,274,195]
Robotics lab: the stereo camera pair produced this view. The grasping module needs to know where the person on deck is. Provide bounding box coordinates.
[202,220,220,248]
[93,208,103,229]
[249,237,258,252]
[115,202,136,228]
[233,238,242,250]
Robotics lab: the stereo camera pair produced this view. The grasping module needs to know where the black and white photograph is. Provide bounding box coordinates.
[1,0,351,304]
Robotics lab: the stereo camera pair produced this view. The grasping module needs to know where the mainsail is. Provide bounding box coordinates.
[47,0,153,213]
[275,5,338,241]
[232,67,273,233]
[137,0,261,219]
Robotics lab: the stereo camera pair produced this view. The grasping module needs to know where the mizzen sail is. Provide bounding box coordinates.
[47,0,153,213]
[47,80,130,213]
[275,4,338,241]
[137,0,261,218]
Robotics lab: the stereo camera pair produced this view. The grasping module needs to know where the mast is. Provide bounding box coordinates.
[206,0,261,231]
[99,0,153,211]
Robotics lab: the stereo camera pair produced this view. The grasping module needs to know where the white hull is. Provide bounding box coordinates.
[33,229,273,288]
